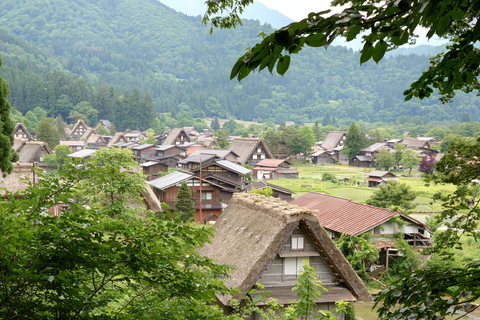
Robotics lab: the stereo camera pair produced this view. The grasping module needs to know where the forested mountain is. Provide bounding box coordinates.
[1,0,479,128]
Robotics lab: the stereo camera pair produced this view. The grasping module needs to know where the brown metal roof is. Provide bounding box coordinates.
[291,192,398,236]
[255,159,287,167]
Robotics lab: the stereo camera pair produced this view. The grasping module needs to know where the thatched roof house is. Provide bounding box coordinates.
[0,163,35,195]
[199,194,371,315]
[228,138,274,165]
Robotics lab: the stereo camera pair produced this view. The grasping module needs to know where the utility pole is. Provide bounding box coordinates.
[199,157,203,224]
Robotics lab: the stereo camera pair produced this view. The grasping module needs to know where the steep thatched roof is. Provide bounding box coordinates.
[14,123,34,140]
[106,133,127,148]
[199,193,371,306]
[0,163,34,195]
[321,131,347,151]
[162,128,191,145]
[228,138,274,164]
[16,141,52,163]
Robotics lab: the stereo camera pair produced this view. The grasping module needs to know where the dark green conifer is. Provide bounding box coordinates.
[0,56,16,176]
[175,182,195,222]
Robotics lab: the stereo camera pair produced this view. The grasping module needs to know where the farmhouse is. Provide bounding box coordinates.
[365,170,398,187]
[199,194,371,318]
[229,138,274,166]
[291,192,432,264]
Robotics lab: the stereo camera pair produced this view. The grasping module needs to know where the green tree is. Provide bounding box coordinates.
[394,142,405,168]
[400,148,421,174]
[366,181,419,211]
[249,186,273,197]
[211,117,220,131]
[205,0,480,103]
[298,126,316,159]
[175,181,196,222]
[0,150,230,318]
[35,117,60,149]
[439,133,464,153]
[0,56,16,176]
[374,149,395,171]
[215,129,230,149]
[43,144,71,169]
[343,122,367,161]
[335,234,379,279]
[313,121,322,141]
[56,114,66,139]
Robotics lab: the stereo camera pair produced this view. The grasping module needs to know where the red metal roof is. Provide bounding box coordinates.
[291,192,397,236]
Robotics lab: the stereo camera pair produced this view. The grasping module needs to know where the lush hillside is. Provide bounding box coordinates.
[1,0,479,127]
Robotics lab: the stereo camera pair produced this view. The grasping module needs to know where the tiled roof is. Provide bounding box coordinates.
[291,192,398,236]
[216,160,251,175]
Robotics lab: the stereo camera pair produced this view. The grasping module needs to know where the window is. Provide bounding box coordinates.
[252,154,257,159]
[257,148,262,153]
[284,257,309,275]
[291,236,304,250]
[261,154,265,159]
[202,192,213,200]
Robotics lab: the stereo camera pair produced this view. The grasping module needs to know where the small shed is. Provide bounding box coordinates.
[365,170,398,187]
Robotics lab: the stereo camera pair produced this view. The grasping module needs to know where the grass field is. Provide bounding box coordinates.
[270,164,455,212]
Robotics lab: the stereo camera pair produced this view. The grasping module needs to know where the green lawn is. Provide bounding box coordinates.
[270,164,456,211]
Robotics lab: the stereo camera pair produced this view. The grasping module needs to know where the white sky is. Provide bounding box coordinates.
[256,0,446,47]
[256,0,340,22]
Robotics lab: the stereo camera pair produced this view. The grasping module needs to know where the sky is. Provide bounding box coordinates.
[256,0,447,47]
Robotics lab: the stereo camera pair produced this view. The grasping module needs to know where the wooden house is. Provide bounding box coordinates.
[253,158,298,180]
[86,134,107,149]
[148,170,233,223]
[13,123,33,140]
[360,142,391,158]
[15,141,52,164]
[131,144,156,161]
[291,192,432,265]
[229,138,274,166]
[140,161,169,181]
[365,170,398,187]
[199,194,371,318]
[244,181,294,201]
[190,149,239,162]
[80,128,97,141]
[402,138,430,150]
[60,140,86,153]
[125,130,147,142]
[106,133,128,148]
[349,155,374,168]
[310,150,337,164]
[162,128,191,146]
[69,119,90,139]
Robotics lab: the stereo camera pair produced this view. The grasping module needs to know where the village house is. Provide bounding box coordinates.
[148,170,234,223]
[13,123,33,140]
[365,170,398,187]
[253,158,299,180]
[179,153,251,199]
[131,144,156,162]
[68,149,97,160]
[69,119,90,139]
[162,128,191,146]
[60,140,85,153]
[244,181,295,201]
[291,192,432,267]
[189,149,239,162]
[142,145,187,169]
[14,140,52,164]
[140,161,168,181]
[86,134,107,149]
[402,138,430,150]
[229,138,274,166]
[106,132,128,148]
[124,130,147,142]
[199,193,371,318]
[311,131,348,164]
[349,155,374,168]
[0,162,35,195]
[360,142,392,158]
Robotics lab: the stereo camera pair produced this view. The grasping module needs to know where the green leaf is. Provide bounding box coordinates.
[449,9,464,21]
[276,55,291,75]
[360,45,374,64]
[437,15,451,35]
[346,25,362,41]
[230,58,244,80]
[305,33,327,47]
[237,65,251,81]
[372,40,388,63]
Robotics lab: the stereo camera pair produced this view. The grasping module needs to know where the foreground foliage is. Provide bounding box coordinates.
[0,149,230,319]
